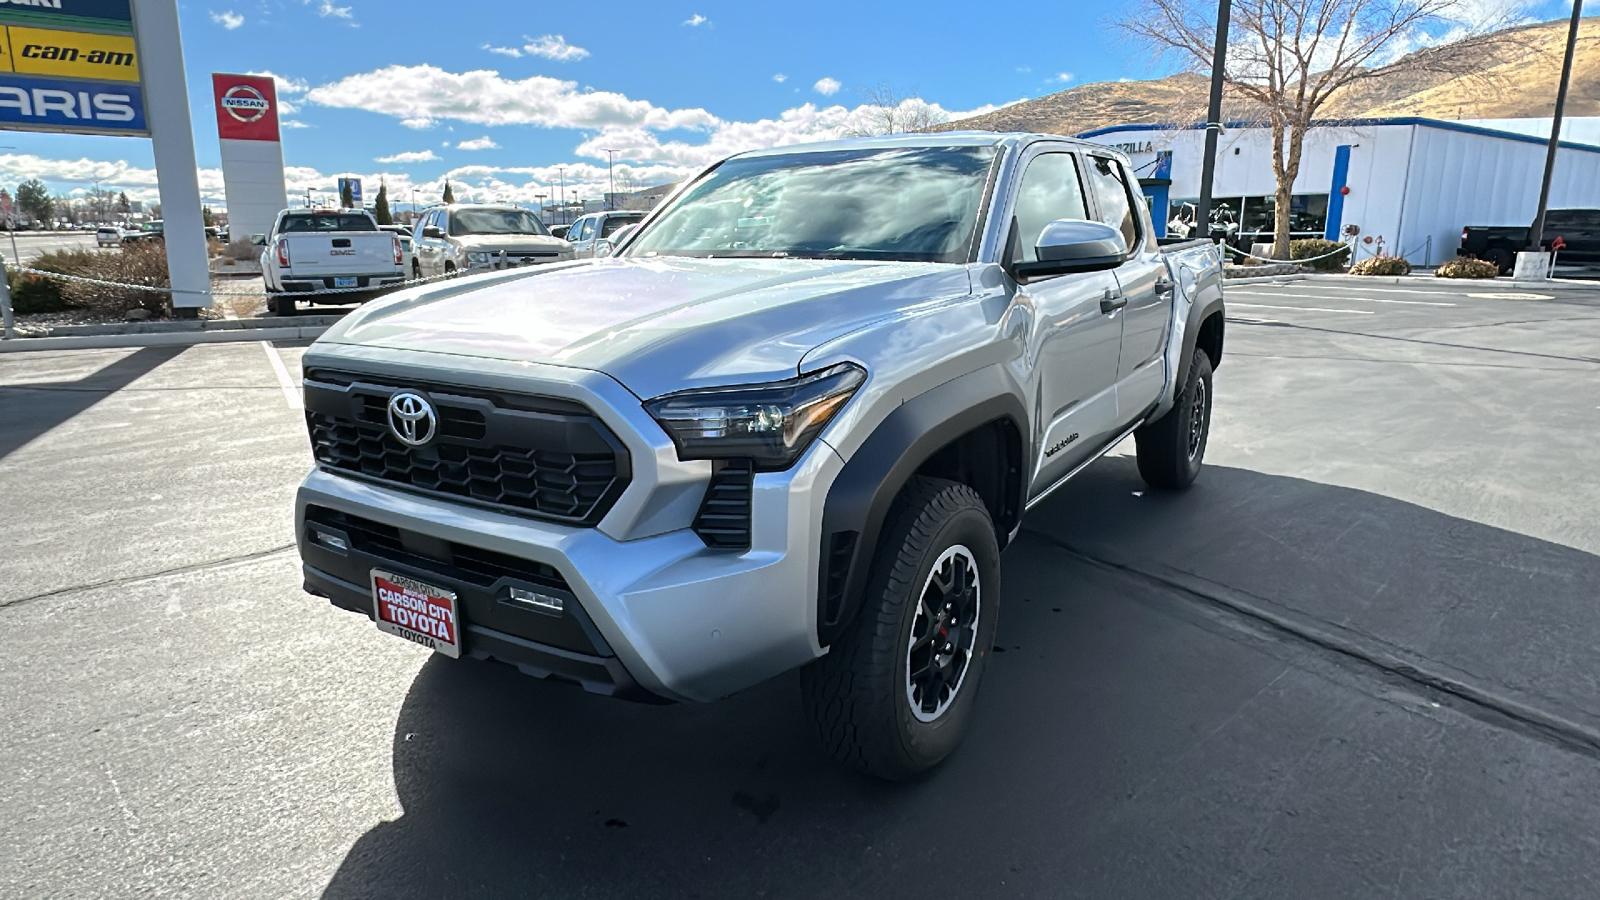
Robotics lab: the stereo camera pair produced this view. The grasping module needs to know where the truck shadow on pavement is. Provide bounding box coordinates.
[320,458,1600,899]
[0,345,182,462]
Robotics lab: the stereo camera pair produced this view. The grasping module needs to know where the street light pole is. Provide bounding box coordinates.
[601,150,617,210]
[1196,0,1231,243]
[1529,0,1583,254]
[557,166,565,223]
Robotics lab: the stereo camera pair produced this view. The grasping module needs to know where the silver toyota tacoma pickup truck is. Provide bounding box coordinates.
[293,133,1225,779]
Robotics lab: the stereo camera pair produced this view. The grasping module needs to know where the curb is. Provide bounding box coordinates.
[0,324,332,352]
[1224,274,1308,286]
[1297,273,1595,290]
[33,313,344,338]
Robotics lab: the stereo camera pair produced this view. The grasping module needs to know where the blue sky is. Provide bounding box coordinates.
[0,0,1576,212]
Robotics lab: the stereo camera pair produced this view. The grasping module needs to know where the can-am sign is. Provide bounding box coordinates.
[212,72,278,141]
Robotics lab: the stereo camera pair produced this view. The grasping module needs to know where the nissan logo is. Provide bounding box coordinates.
[221,84,269,123]
[387,392,437,446]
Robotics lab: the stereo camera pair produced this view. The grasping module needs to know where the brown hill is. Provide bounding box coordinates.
[938,16,1600,136]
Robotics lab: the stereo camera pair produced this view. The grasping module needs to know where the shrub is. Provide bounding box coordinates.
[27,243,171,315]
[1289,238,1350,272]
[1348,255,1412,277]
[1434,257,1500,279]
[6,267,71,313]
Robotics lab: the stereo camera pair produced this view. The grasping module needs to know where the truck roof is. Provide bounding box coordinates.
[732,131,1105,160]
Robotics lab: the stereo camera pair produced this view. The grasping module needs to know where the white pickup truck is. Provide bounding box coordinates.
[259,209,405,316]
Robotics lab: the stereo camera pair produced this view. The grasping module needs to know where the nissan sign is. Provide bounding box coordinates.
[212,72,279,141]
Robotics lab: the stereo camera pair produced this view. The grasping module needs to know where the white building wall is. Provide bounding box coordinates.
[1462,117,1600,146]
[1399,126,1600,263]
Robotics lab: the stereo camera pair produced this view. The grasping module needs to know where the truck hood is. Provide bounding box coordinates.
[452,233,570,253]
[319,257,972,399]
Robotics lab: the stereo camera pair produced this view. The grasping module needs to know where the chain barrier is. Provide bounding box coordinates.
[1220,242,1355,264]
[3,261,475,298]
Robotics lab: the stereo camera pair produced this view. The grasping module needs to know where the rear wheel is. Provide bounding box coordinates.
[1134,348,1213,490]
[267,293,295,317]
[412,260,422,280]
[1484,248,1514,275]
[800,477,1000,780]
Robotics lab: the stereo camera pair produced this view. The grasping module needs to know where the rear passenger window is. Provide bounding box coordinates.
[1008,153,1089,266]
[1086,156,1141,250]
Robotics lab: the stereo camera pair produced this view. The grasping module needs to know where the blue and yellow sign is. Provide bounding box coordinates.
[0,25,138,81]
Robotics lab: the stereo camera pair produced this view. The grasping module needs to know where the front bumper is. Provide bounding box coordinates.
[295,426,843,703]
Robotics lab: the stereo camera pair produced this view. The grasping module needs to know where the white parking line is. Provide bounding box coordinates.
[261,341,302,410]
[1230,302,1375,315]
[1230,291,1456,307]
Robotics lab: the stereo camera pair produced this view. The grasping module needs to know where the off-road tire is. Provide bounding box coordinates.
[1134,348,1213,489]
[1484,248,1514,276]
[800,477,1000,781]
[267,293,295,317]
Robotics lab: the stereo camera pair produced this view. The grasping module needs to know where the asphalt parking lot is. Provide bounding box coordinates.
[4,279,1600,898]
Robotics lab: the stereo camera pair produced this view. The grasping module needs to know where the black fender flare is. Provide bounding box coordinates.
[1176,293,1226,390]
[815,365,1028,647]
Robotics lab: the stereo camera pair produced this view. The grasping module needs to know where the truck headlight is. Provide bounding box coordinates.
[644,364,866,471]
[465,251,490,265]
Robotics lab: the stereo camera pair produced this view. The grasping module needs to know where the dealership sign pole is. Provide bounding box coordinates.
[0,0,209,313]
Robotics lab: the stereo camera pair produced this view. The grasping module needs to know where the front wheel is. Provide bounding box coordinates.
[800,477,1000,780]
[1134,348,1213,489]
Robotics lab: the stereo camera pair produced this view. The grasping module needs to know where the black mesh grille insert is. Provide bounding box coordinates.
[304,371,629,526]
[693,458,754,550]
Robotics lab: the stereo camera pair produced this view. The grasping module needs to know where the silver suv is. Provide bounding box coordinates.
[565,210,645,258]
[410,204,573,278]
[294,133,1225,779]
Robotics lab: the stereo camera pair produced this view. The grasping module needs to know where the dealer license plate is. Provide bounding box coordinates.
[371,570,461,658]
[334,276,358,288]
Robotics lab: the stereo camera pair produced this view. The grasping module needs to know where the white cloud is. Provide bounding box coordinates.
[246,71,309,96]
[484,44,521,58]
[376,150,440,163]
[457,136,498,151]
[306,65,719,132]
[1016,66,1032,74]
[210,10,244,29]
[524,34,589,61]
[813,77,841,96]
[683,13,707,26]
[281,120,312,129]
[306,0,353,21]
[1051,72,1075,84]
[772,73,787,83]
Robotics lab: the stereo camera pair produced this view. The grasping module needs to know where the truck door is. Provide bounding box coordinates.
[1086,153,1169,418]
[1007,150,1125,499]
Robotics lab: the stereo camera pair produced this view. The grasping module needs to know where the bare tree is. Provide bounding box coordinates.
[843,85,952,137]
[1122,0,1521,258]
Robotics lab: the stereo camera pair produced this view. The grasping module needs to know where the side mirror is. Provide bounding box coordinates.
[422,226,443,239]
[593,238,615,259]
[1012,219,1128,283]
[250,233,267,246]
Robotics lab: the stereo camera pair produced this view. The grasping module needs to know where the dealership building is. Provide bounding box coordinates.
[1078,117,1600,264]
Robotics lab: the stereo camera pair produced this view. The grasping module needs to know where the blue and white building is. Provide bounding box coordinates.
[1078,117,1600,264]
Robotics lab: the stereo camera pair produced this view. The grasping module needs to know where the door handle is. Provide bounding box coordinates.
[1100,290,1128,315]
[1154,278,1175,295]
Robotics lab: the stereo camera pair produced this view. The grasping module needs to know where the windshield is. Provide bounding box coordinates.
[449,209,549,237]
[600,214,644,238]
[625,146,997,263]
[280,214,371,233]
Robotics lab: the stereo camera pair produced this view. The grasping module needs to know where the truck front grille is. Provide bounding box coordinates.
[304,371,630,526]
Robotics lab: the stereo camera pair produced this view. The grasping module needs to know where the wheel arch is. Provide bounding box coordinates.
[1177,295,1225,390]
[816,365,1028,647]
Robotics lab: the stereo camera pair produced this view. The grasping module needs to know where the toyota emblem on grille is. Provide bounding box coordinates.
[387,392,437,446]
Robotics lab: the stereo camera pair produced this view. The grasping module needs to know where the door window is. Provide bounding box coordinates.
[1086,156,1141,250]
[576,217,596,242]
[1008,152,1089,266]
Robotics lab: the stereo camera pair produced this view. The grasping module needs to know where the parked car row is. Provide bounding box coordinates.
[256,201,657,315]
[1459,208,1600,275]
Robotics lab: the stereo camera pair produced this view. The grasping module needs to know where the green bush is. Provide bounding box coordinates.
[1434,257,1500,279]
[6,267,71,313]
[25,243,170,316]
[1348,255,1412,277]
[1289,238,1350,272]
